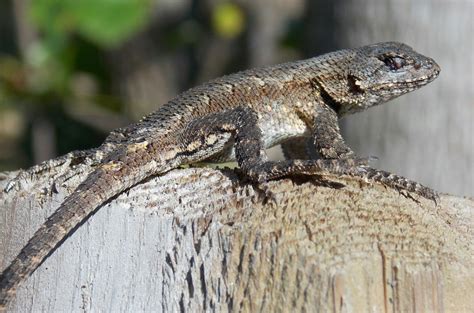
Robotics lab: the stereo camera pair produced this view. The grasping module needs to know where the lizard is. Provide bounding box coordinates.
[0,42,440,310]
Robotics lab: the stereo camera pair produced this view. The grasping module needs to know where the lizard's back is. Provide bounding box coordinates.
[116,57,321,153]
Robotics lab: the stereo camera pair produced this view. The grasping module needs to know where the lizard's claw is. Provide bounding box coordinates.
[367,155,379,163]
[256,182,279,204]
[416,185,440,205]
[347,156,378,168]
[4,180,16,193]
[357,155,378,167]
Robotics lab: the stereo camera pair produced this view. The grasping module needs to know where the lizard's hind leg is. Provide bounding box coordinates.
[4,148,104,192]
[5,132,125,193]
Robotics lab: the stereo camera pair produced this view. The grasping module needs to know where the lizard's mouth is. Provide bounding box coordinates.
[372,71,440,91]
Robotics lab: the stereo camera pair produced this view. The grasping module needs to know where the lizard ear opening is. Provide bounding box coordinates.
[311,72,365,111]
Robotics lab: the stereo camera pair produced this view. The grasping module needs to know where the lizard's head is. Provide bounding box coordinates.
[315,42,440,115]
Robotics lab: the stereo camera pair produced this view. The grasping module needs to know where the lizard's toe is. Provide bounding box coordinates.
[417,185,440,204]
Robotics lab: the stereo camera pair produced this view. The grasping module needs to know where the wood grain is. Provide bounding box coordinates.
[0,159,472,312]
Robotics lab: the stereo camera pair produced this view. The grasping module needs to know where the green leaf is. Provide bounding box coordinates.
[30,0,153,47]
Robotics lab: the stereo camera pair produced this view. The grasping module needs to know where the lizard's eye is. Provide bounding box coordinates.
[382,56,406,71]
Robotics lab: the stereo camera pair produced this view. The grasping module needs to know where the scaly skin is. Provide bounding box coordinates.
[0,42,440,310]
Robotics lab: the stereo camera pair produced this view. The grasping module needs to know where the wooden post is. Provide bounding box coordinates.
[1,158,473,312]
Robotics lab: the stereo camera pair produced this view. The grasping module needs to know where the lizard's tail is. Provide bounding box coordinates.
[0,164,147,310]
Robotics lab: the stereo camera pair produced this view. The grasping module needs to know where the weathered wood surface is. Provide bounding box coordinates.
[0,157,473,312]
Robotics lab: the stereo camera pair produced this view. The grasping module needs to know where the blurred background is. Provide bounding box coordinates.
[0,0,472,197]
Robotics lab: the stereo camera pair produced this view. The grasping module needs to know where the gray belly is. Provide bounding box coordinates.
[258,109,309,149]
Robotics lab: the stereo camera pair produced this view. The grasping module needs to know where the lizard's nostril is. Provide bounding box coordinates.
[414,62,421,70]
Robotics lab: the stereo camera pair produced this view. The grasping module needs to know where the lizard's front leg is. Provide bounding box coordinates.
[312,103,437,202]
[313,103,357,160]
[280,103,357,160]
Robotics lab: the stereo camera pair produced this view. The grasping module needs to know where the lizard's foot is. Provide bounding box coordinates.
[4,149,100,193]
[246,157,370,183]
[356,166,439,203]
[247,157,371,204]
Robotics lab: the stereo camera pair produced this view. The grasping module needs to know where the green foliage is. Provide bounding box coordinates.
[0,0,156,169]
[0,0,155,111]
[30,0,152,47]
